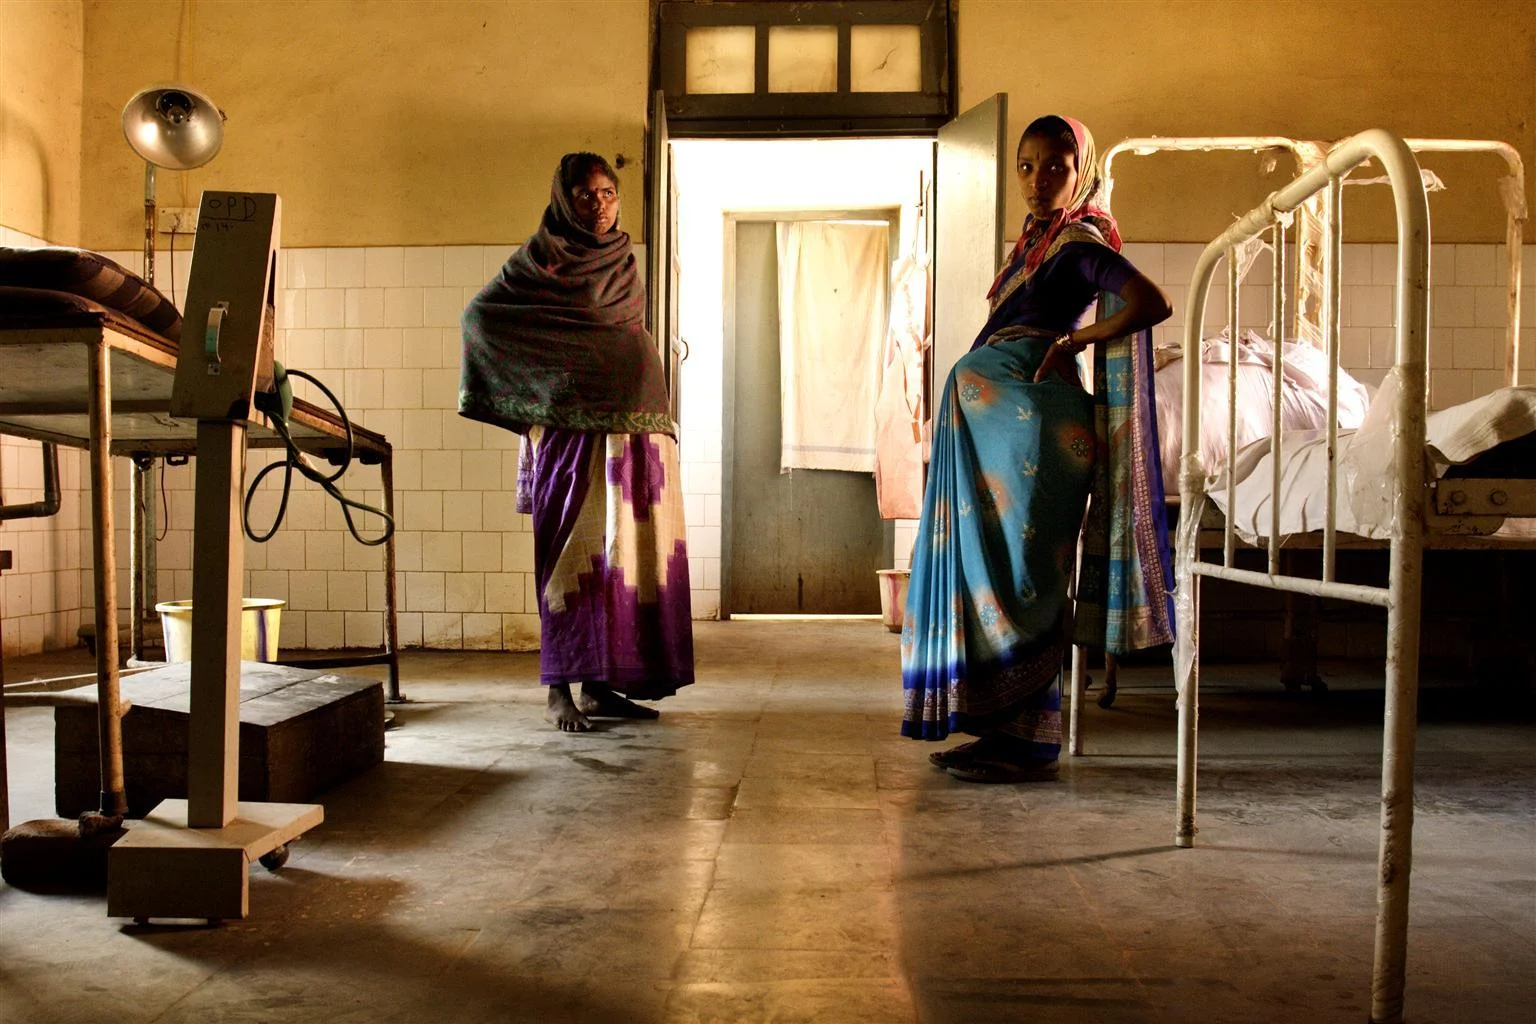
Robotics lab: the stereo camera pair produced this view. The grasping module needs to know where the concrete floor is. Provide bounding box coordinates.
[1,620,1533,1023]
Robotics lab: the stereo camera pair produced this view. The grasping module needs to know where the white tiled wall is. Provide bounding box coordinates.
[2,232,1532,657]
[98,242,543,653]
[1126,241,1536,407]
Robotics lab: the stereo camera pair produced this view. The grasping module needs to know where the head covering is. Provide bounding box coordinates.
[458,154,673,437]
[989,115,1123,299]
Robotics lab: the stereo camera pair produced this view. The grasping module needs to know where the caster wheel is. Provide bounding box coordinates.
[259,845,290,871]
[133,917,150,927]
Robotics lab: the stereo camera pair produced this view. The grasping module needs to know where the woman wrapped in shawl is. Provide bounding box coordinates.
[903,115,1174,781]
[461,152,693,732]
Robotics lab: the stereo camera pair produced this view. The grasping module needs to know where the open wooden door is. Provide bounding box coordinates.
[932,94,1008,389]
[647,90,681,424]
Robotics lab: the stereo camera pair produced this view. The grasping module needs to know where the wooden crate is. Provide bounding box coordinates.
[55,662,384,818]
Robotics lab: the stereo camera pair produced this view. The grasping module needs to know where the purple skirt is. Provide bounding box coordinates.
[518,427,694,698]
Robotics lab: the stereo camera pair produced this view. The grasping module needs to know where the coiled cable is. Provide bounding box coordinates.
[244,364,394,546]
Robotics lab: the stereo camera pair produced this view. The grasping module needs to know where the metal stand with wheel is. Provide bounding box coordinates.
[108,192,323,925]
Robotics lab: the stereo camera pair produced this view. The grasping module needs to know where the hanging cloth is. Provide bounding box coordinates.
[775,221,889,472]
[874,249,930,519]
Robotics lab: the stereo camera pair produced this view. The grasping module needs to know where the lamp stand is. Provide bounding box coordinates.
[142,163,157,287]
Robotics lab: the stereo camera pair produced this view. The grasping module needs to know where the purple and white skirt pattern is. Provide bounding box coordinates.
[519,426,694,698]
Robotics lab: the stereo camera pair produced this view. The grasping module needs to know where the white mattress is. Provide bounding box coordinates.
[1206,384,1536,542]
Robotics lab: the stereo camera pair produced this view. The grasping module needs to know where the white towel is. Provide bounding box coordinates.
[775,221,889,473]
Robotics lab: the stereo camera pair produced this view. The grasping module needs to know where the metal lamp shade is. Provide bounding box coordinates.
[121,85,224,170]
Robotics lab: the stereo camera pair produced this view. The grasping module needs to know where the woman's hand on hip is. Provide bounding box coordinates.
[1034,336,1078,383]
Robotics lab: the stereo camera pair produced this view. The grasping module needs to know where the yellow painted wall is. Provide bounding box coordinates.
[79,0,649,249]
[0,0,83,243]
[73,0,1534,248]
[961,0,1536,243]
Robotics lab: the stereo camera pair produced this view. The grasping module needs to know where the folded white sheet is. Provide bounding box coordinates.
[1207,384,1536,542]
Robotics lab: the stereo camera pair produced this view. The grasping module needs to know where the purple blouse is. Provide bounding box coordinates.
[971,242,1138,351]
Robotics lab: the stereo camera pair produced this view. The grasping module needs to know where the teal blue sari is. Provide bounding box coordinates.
[900,237,1173,753]
[900,331,1094,753]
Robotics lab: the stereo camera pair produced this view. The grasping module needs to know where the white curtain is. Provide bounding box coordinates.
[775,220,889,472]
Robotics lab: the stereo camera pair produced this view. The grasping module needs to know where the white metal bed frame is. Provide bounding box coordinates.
[1169,127,1536,1024]
[1063,133,1530,756]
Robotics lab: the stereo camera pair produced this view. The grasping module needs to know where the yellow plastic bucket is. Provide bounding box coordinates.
[876,569,910,634]
[155,598,285,663]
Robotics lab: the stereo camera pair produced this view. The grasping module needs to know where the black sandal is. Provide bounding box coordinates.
[927,739,986,769]
[946,757,1059,784]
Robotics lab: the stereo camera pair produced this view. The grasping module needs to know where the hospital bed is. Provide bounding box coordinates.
[1168,128,1534,1024]
[1066,132,1529,722]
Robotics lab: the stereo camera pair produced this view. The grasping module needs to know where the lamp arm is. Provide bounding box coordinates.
[142,163,157,287]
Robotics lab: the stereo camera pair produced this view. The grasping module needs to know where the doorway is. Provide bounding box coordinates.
[724,213,898,614]
[661,102,1008,620]
[669,138,932,619]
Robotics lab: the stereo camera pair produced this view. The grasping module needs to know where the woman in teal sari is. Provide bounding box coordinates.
[902,114,1175,782]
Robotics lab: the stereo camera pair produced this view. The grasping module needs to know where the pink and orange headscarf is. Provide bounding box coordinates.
[989,115,1122,299]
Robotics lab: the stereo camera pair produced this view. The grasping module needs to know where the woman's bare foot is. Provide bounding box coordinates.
[547,683,591,732]
[577,682,660,720]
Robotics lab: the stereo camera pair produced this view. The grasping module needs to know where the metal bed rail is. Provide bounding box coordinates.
[1174,129,1430,1024]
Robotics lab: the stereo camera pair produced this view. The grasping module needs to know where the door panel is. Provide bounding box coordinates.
[933,93,1008,388]
[647,90,681,423]
[728,221,887,615]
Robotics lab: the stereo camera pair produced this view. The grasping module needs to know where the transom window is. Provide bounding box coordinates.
[657,0,952,137]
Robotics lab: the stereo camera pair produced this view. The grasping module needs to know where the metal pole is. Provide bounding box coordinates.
[1067,642,1085,756]
[1370,137,1431,1024]
[1225,251,1240,568]
[1176,243,1218,850]
[1101,136,1310,216]
[1193,561,1390,607]
[129,457,148,663]
[1172,136,1434,969]
[381,451,403,703]
[1174,571,1200,848]
[142,164,157,288]
[1269,225,1287,575]
[1323,177,1343,583]
[145,459,159,639]
[88,340,127,817]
